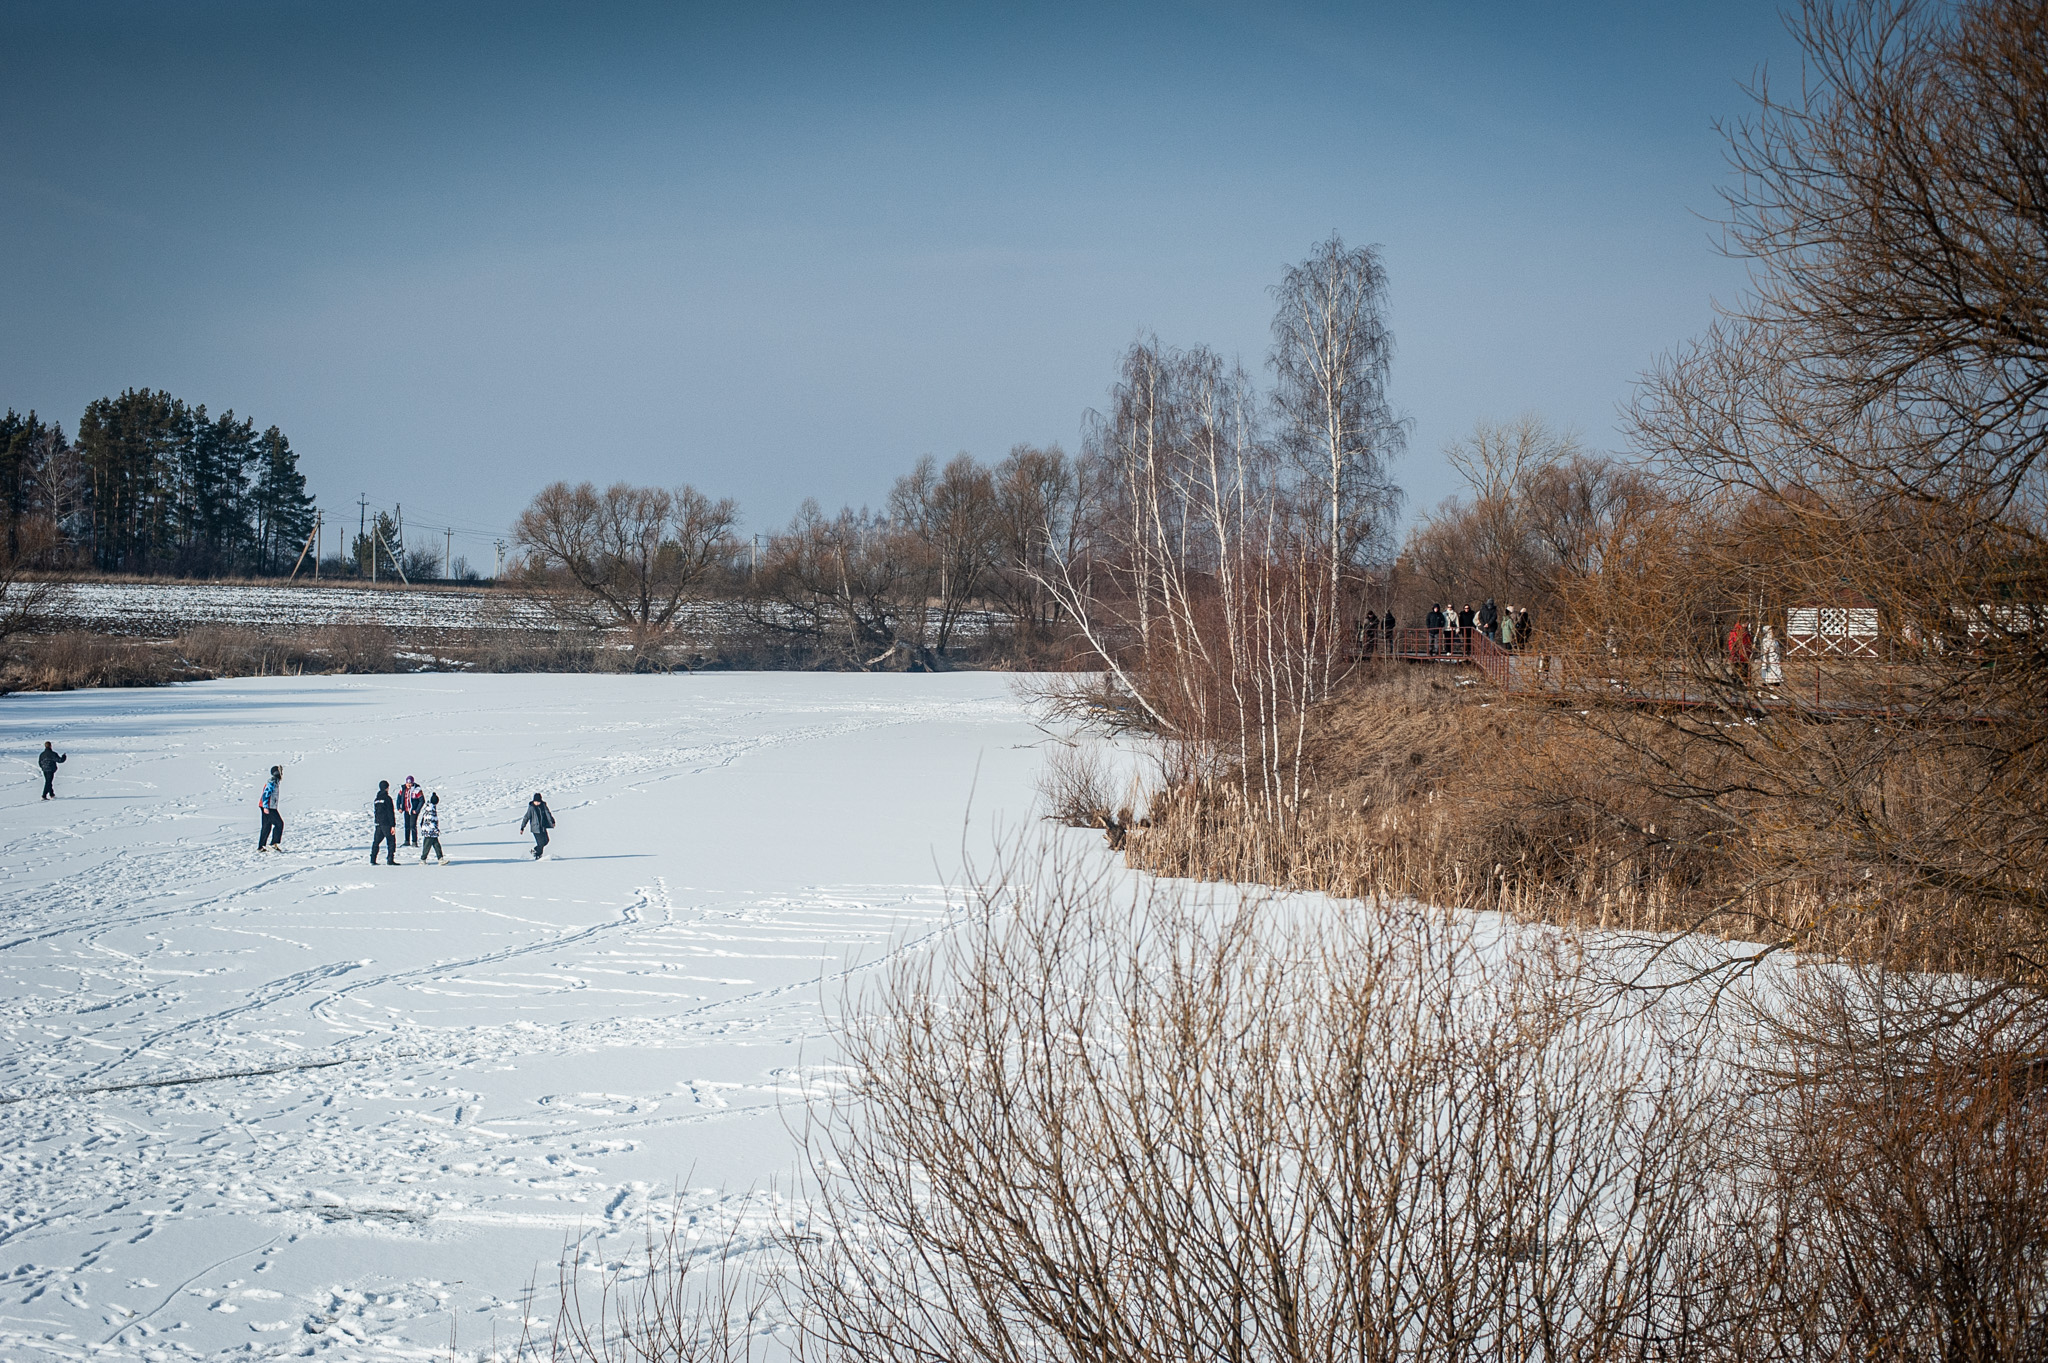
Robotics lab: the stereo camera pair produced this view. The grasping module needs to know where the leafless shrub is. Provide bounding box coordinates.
[10,630,147,689]
[0,520,64,645]
[789,840,1734,1362]
[522,1210,772,1363]
[1731,961,2048,1359]
[322,621,395,674]
[1033,738,1117,828]
[174,626,322,676]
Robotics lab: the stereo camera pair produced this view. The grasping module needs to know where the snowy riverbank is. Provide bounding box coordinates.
[0,673,1055,1359]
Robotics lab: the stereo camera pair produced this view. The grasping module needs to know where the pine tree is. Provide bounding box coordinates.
[249,426,316,573]
[76,389,184,573]
[177,407,256,575]
[0,409,59,557]
[73,391,313,575]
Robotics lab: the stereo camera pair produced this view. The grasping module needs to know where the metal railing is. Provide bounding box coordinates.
[1350,625,1518,686]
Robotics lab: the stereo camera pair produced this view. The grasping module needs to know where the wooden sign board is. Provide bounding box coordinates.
[1787,606,1879,658]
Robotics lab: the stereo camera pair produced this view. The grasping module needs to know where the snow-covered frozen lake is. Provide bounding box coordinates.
[0,673,1052,1359]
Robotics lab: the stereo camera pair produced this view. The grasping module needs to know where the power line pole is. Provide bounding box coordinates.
[358,494,368,572]
[494,539,506,581]
[445,527,453,579]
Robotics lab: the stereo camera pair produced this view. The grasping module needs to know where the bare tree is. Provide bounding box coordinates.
[1400,420,1651,624]
[1269,235,1406,600]
[752,500,931,669]
[888,453,999,656]
[1441,415,1575,603]
[1034,342,1347,815]
[986,443,1085,651]
[515,482,738,649]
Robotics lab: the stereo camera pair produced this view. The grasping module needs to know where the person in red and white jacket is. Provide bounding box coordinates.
[397,776,425,846]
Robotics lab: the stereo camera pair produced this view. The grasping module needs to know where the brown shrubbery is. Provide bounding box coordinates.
[1123,661,2042,983]
[525,841,2048,1362]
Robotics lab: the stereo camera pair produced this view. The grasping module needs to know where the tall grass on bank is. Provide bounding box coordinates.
[1096,662,2040,985]
[0,625,736,692]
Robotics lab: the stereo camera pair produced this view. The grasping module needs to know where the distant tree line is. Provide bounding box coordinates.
[0,389,317,577]
[518,234,1404,710]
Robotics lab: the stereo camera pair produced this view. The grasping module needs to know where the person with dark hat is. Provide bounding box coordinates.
[36,741,65,799]
[258,765,285,852]
[519,792,555,860]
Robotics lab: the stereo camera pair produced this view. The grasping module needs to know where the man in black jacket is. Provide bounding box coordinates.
[371,780,398,864]
[37,741,65,799]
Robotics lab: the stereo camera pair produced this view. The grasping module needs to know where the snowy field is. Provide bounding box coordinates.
[38,583,553,638]
[0,673,1055,1360]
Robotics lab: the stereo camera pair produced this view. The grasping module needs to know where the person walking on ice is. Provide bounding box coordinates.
[257,765,285,852]
[371,780,398,864]
[419,792,446,863]
[37,741,65,799]
[398,776,424,846]
[519,792,555,860]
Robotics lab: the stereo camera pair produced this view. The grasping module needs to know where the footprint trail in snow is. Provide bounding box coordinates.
[0,673,1048,1359]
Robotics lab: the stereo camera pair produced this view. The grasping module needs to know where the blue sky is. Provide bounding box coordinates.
[0,1,1795,563]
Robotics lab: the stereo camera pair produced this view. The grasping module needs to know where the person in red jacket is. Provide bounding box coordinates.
[397,776,425,846]
[1727,620,1754,672]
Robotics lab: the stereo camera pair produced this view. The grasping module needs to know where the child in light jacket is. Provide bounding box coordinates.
[419,792,446,863]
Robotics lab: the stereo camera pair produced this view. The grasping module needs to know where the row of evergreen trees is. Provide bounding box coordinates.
[1,389,318,576]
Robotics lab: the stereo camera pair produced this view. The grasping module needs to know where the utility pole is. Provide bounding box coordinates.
[288,519,320,580]
[445,527,453,579]
[494,539,506,581]
[358,494,368,561]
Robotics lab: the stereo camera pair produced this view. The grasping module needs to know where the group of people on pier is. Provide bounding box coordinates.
[1354,598,1536,657]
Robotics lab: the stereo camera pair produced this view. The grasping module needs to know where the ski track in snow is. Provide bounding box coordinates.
[0,673,1053,1360]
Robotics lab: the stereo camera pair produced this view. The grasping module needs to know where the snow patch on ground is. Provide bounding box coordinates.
[0,673,1053,1359]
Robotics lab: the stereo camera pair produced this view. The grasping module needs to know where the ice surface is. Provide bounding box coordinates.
[0,673,1052,1359]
